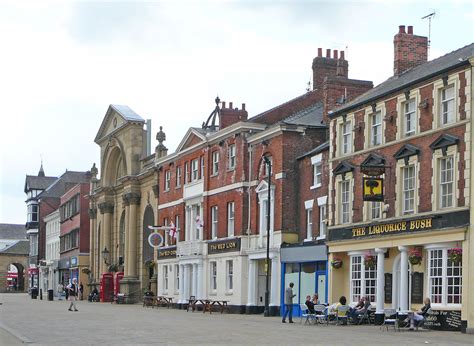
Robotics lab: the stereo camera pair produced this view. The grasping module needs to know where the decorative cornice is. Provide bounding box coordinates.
[152,184,159,198]
[429,134,460,156]
[123,192,141,205]
[98,202,114,214]
[88,208,98,219]
[393,144,420,165]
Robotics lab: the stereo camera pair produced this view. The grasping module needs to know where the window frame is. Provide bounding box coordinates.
[176,166,182,188]
[402,165,416,215]
[319,204,327,239]
[403,99,417,137]
[339,179,351,224]
[349,254,377,305]
[226,260,233,292]
[212,151,219,176]
[227,202,235,237]
[163,265,169,294]
[439,85,455,126]
[306,208,313,240]
[341,120,353,155]
[313,162,322,187]
[210,261,217,292]
[191,159,199,182]
[164,170,171,191]
[439,156,454,209]
[228,144,236,170]
[211,206,218,239]
[369,111,382,147]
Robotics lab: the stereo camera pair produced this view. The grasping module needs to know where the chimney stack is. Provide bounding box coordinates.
[326,49,331,58]
[312,47,349,90]
[318,48,322,57]
[393,25,428,76]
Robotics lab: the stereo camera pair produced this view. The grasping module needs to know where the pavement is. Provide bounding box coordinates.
[0,293,473,345]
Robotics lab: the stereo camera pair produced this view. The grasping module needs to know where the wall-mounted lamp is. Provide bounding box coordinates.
[101,247,110,265]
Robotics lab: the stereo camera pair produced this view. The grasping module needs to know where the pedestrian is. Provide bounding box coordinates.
[57,283,64,300]
[79,282,84,300]
[282,282,296,323]
[66,278,79,311]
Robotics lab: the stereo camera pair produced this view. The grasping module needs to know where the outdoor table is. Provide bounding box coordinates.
[143,295,155,308]
[156,296,173,308]
[210,300,229,314]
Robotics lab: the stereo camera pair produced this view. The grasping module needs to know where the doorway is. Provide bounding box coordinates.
[257,259,271,307]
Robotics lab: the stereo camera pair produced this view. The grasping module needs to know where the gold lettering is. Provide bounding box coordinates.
[426,218,432,228]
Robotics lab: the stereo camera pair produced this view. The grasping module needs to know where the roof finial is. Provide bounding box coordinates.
[38,155,45,177]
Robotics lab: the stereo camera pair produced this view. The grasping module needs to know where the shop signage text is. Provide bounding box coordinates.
[351,218,432,238]
[208,238,241,255]
[157,246,177,260]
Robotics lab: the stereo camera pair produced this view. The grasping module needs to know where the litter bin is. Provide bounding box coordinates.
[48,289,54,301]
[31,287,38,299]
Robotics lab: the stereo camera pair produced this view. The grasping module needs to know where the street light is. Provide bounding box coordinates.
[101,247,110,265]
[262,155,271,317]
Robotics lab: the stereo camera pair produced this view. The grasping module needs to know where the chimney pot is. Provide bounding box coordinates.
[317,48,322,57]
[333,50,338,59]
[399,25,406,34]
[407,25,413,34]
[229,102,233,109]
[242,103,246,111]
[340,51,345,60]
[326,49,331,58]
[222,101,226,108]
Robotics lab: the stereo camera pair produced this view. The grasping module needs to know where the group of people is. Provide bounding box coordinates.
[281,282,431,328]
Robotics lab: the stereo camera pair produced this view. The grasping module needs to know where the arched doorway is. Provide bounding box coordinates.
[142,206,154,288]
[7,263,25,292]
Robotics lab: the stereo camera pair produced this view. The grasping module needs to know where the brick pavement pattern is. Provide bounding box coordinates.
[0,294,472,345]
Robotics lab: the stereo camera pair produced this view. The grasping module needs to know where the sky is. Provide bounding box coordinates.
[0,0,473,224]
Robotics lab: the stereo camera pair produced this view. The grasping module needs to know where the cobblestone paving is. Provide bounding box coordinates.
[0,294,472,345]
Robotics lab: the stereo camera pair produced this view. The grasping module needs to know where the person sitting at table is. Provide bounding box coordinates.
[312,294,320,305]
[409,297,431,330]
[305,295,315,314]
[349,297,370,320]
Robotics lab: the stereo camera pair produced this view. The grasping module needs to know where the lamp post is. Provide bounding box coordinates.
[263,156,271,317]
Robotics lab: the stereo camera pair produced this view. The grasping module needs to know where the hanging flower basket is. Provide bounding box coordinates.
[364,254,376,269]
[448,248,462,265]
[331,257,343,269]
[408,247,423,265]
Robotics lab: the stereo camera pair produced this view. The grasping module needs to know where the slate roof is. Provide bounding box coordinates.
[110,104,145,123]
[297,141,329,160]
[0,224,27,240]
[282,101,326,127]
[38,171,90,199]
[24,175,57,193]
[330,43,474,117]
[0,240,29,255]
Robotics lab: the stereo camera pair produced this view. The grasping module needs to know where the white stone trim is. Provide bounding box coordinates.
[396,88,421,140]
[304,199,314,209]
[334,172,353,225]
[364,102,387,149]
[395,155,419,217]
[317,196,327,206]
[431,145,459,211]
[311,153,323,165]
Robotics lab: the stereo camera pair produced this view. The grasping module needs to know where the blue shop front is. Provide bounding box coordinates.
[280,242,328,317]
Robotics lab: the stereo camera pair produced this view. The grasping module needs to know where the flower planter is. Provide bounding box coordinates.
[408,247,423,266]
[448,248,462,265]
[331,259,343,269]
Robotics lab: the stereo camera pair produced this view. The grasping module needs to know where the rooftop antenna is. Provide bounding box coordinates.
[422,11,436,59]
[306,78,311,92]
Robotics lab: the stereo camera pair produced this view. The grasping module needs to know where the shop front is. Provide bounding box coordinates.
[327,209,468,331]
[280,242,327,317]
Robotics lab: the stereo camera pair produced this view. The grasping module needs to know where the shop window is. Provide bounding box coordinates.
[350,255,377,305]
[300,263,316,303]
[284,263,300,305]
[428,248,462,306]
[226,260,233,291]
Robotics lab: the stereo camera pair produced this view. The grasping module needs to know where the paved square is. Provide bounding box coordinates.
[0,294,472,345]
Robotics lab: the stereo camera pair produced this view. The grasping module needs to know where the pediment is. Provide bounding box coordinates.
[94,104,145,144]
[256,180,269,193]
[333,161,355,176]
[429,134,459,154]
[176,128,207,152]
[361,153,385,167]
[393,144,420,164]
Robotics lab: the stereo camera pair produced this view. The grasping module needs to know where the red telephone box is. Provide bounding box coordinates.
[100,273,114,302]
[114,272,124,296]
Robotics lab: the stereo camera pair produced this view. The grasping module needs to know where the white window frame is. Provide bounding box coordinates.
[319,204,327,239]
[439,156,454,209]
[403,99,417,137]
[228,144,236,170]
[339,179,351,224]
[163,265,169,294]
[313,163,322,187]
[402,165,416,215]
[165,170,171,191]
[426,245,462,308]
[210,262,217,292]
[176,166,182,187]
[212,151,219,176]
[439,85,455,126]
[349,254,377,305]
[341,120,353,155]
[370,111,382,147]
[226,260,233,292]
[211,206,218,239]
[191,159,199,181]
[227,202,235,237]
[306,208,313,240]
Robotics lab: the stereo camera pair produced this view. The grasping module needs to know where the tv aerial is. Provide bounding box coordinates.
[422,11,436,58]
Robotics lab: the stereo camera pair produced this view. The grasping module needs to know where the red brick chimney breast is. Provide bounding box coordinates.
[393,25,428,76]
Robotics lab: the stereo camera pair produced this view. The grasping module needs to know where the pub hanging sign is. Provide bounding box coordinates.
[362,177,384,202]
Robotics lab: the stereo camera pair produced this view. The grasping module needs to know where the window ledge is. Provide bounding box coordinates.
[210,173,218,178]
[316,235,326,240]
[209,292,217,296]
[226,168,235,172]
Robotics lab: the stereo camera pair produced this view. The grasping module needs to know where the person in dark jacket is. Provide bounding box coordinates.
[66,278,79,311]
[410,297,431,329]
[305,295,315,313]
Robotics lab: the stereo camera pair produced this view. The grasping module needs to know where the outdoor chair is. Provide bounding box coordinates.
[186,295,196,312]
[380,309,397,331]
[357,306,372,325]
[299,304,315,325]
[335,305,350,325]
[313,304,327,325]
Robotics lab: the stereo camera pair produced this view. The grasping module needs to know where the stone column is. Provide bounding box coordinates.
[127,192,140,278]
[179,264,185,304]
[183,265,189,300]
[192,263,198,297]
[270,255,279,315]
[88,208,97,284]
[246,259,256,313]
[197,262,203,299]
[98,202,114,275]
[398,246,409,311]
[122,194,130,277]
[374,248,386,325]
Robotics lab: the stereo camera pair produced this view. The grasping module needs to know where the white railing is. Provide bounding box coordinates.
[183,180,204,200]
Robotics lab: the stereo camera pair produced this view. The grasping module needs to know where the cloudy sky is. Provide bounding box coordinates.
[0,0,472,224]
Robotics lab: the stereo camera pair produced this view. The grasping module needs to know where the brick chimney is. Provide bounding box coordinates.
[219,101,248,130]
[312,48,348,91]
[393,25,428,76]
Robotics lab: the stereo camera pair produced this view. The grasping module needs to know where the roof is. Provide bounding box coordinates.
[38,171,90,199]
[297,141,329,160]
[110,104,145,122]
[0,224,27,240]
[331,43,474,117]
[282,101,326,127]
[24,175,57,193]
[0,240,29,255]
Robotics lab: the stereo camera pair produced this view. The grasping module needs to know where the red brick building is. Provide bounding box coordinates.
[326,26,473,331]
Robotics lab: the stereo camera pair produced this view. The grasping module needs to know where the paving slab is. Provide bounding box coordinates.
[0,293,472,345]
